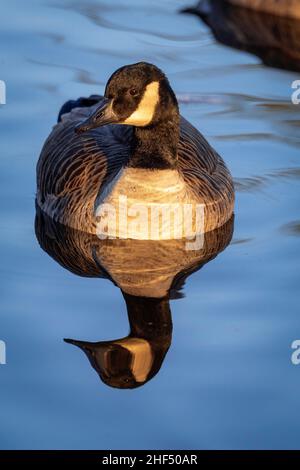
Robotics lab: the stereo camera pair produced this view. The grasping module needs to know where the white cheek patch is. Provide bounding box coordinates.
[123,81,160,126]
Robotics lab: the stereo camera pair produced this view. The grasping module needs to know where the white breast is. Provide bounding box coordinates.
[95,168,204,241]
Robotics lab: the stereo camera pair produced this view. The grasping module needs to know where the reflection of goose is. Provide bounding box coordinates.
[35,207,234,389]
[183,0,300,71]
[36,62,234,236]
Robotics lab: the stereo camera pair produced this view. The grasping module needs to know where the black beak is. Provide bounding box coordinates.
[75,98,117,134]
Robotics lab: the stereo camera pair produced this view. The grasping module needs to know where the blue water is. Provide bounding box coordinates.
[0,0,300,450]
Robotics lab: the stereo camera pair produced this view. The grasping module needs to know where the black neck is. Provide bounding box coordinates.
[128,119,180,170]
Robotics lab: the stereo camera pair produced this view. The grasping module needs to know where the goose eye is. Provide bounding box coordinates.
[129,88,138,97]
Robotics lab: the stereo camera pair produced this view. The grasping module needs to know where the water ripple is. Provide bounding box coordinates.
[234,167,300,193]
[54,0,205,42]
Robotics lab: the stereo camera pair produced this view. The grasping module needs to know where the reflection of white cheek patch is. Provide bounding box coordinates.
[114,338,153,383]
[123,81,159,126]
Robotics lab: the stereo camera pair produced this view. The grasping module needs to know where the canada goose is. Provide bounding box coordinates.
[183,1,300,71]
[228,0,300,18]
[35,207,234,388]
[37,62,234,238]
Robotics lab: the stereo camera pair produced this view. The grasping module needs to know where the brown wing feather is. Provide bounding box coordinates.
[178,117,234,231]
[37,102,132,232]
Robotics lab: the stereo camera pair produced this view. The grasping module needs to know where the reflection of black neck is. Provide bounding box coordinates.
[123,292,173,341]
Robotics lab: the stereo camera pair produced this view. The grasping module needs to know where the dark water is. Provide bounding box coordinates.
[0,0,300,450]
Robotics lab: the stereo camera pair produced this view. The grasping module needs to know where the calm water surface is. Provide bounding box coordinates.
[0,0,300,449]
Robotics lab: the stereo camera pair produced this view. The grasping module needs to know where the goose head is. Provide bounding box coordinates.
[75,62,179,133]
